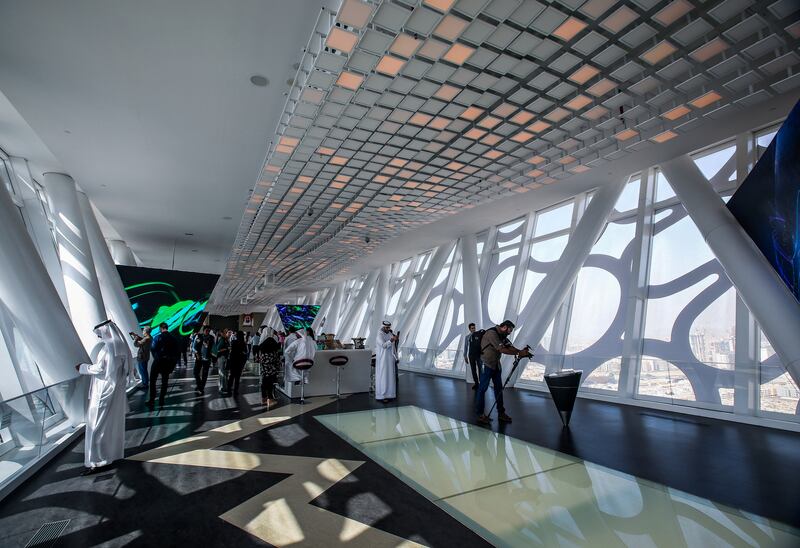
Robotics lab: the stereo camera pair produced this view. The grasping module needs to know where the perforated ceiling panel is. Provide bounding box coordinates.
[209,0,800,314]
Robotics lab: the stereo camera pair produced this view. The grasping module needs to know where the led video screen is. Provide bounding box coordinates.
[117,266,219,335]
[727,100,800,302]
[276,304,320,331]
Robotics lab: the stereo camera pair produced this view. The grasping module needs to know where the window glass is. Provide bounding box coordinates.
[534,202,573,237]
[614,178,640,213]
[486,266,515,325]
[692,144,736,182]
[758,330,800,416]
[655,170,675,201]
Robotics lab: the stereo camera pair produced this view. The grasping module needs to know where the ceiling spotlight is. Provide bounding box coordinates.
[222,216,233,220]
[249,75,269,87]
[184,232,194,236]
[364,236,371,244]
[307,207,314,217]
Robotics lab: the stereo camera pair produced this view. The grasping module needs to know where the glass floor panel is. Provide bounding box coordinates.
[316,406,800,547]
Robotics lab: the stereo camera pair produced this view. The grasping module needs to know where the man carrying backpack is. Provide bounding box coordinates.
[475,320,530,425]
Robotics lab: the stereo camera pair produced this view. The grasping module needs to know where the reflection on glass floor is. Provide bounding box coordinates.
[316,406,800,547]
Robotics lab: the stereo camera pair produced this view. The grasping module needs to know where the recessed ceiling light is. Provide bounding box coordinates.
[614,128,639,141]
[191,249,198,252]
[423,0,455,12]
[690,38,729,63]
[390,33,422,58]
[338,0,373,29]
[375,55,405,76]
[653,0,693,26]
[336,71,364,91]
[553,17,588,41]
[568,64,600,84]
[434,15,469,42]
[442,43,475,65]
[600,6,638,33]
[689,90,722,108]
[184,232,194,236]
[222,216,233,220]
[662,105,691,120]
[249,75,269,87]
[326,27,359,54]
[459,106,484,120]
[651,130,678,143]
[641,40,677,65]
[565,94,592,110]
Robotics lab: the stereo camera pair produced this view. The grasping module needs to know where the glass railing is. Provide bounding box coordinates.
[0,376,85,492]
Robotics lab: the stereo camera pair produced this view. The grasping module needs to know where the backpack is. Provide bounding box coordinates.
[468,327,495,361]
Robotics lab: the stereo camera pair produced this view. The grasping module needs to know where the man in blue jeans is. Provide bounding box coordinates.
[132,326,152,390]
[475,320,530,425]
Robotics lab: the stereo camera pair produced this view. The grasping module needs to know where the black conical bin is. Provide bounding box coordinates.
[544,370,582,427]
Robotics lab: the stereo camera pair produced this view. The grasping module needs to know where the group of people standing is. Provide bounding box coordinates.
[190,327,250,397]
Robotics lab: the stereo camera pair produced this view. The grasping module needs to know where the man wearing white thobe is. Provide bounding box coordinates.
[284,328,316,383]
[375,320,397,402]
[76,319,131,474]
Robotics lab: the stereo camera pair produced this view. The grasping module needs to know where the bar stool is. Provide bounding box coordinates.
[328,355,349,398]
[292,358,314,403]
[370,354,376,394]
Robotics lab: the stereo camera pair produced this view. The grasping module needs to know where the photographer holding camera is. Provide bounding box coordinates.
[476,320,531,425]
[130,326,152,390]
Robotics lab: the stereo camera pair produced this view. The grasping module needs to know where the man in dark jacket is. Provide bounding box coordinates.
[148,322,179,409]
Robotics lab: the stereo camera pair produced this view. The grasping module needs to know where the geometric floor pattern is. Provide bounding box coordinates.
[317,406,800,547]
[128,397,424,547]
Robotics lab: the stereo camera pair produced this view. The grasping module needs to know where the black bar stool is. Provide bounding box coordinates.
[292,358,314,403]
[329,355,349,398]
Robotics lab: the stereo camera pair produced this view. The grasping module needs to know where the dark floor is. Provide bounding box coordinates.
[1,365,799,547]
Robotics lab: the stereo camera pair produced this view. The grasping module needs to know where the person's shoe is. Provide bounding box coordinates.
[471,384,478,390]
[498,413,513,423]
[477,414,491,425]
[267,398,278,407]
[195,389,203,395]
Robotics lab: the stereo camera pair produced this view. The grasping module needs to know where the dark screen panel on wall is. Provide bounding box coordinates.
[727,100,800,303]
[117,266,219,335]
[276,304,320,331]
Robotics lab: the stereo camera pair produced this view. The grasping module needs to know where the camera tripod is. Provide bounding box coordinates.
[486,346,533,417]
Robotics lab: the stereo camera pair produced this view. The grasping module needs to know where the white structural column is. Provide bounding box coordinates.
[42,173,107,356]
[370,264,391,348]
[325,282,345,334]
[460,235,483,328]
[661,155,800,386]
[8,157,70,310]
[338,270,379,340]
[108,239,137,266]
[0,174,90,387]
[77,191,141,345]
[311,287,335,333]
[395,242,453,340]
[511,178,626,380]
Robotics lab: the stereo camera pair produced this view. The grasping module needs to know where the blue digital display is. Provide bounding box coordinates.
[276,304,320,331]
[728,100,800,302]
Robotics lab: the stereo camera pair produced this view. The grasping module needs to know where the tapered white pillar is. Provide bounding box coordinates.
[42,173,107,357]
[8,157,70,310]
[395,242,454,340]
[326,283,344,334]
[460,234,483,328]
[108,239,137,266]
[661,155,800,385]
[370,265,391,348]
[77,191,140,346]
[338,270,379,340]
[511,178,626,381]
[0,174,90,387]
[311,287,334,332]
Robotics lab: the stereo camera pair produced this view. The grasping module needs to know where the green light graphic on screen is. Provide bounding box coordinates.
[124,281,208,336]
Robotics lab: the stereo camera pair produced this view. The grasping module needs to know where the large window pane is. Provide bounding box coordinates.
[534,202,573,237]
[759,331,800,416]
[639,205,735,408]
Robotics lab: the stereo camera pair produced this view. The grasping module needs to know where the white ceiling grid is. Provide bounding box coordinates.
[209,0,800,314]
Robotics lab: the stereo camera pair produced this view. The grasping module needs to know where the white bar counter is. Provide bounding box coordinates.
[278,348,372,398]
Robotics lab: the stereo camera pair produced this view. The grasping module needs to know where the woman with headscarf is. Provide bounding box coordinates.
[258,335,281,406]
[75,319,132,474]
[228,330,248,396]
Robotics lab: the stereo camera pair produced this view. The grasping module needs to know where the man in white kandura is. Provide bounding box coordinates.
[284,328,316,384]
[375,320,398,403]
[75,319,132,475]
